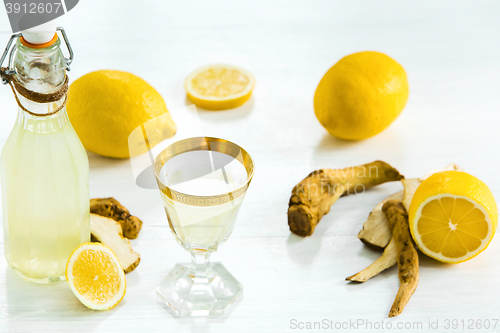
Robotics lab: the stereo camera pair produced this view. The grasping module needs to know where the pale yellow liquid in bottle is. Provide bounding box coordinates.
[1,105,90,282]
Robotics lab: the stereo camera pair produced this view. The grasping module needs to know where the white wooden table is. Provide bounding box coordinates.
[1,1,500,332]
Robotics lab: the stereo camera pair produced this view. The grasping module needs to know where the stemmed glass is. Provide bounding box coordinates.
[153,137,254,317]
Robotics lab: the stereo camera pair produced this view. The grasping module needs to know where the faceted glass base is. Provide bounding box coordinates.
[156,261,243,317]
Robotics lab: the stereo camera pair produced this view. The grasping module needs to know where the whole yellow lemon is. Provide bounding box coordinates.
[67,70,176,158]
[314,51,409,140]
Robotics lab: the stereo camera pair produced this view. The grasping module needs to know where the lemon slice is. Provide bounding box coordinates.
[185,64,254,110]
[66,243,126,310]
[409,171,497,263]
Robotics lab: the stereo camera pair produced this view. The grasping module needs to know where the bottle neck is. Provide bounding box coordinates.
[14,37,66,95]
[17,102,69,134]
[12,37,68,132]
[17,93,66,115]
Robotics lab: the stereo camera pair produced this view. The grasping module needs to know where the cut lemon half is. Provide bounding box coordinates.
[66,243,126,310]
[409,171,497,263]
[185,64,254,110]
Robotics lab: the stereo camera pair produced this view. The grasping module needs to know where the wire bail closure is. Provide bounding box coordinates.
[0,27,74,85]
[0,27,73,117]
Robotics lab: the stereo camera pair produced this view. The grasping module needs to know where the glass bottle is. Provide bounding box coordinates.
[0,28,90,283]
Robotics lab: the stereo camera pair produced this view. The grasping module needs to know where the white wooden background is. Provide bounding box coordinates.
[1,1,500,332]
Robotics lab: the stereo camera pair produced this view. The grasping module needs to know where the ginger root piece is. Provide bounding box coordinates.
[382,200,419,318]
[358,191,403,250]
[288,161,404,237]
[346,236,397,282]
[90,198,143,239]
[401,178,421,211]
[90,214,141,273]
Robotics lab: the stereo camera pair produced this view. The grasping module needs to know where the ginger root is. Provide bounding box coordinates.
[358,190,403,250]
[90,214,141,273]
[382,200,419,318]
[401,178,421,212]
[346,236,397,282]
[288,161,404,237]
[90,198,143,239]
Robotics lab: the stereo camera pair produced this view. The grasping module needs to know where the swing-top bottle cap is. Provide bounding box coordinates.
[21,21,57,45]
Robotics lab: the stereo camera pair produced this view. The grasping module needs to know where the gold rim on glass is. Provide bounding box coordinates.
[154,137,255,207]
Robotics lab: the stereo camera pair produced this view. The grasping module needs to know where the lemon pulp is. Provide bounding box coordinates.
[409,171,497,264]
[416,195,491,260]
[66,243,126,310]
[72,249,121,305]
[185,64,254,110]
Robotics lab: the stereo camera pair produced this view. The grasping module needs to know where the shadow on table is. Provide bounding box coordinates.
[87,150,131,170]
[285,233,322,267]
[4,268,114,329]
[418,252,454,269]
[313,132,362,153]
[310,129,404,169]
[185,96,254,122]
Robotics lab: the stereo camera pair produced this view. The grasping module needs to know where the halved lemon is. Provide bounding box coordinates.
[185,64,254,110]
[66,243,126,310]
[409,171,497,263]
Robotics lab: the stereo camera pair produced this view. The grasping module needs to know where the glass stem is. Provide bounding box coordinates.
[190,250,213,284]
